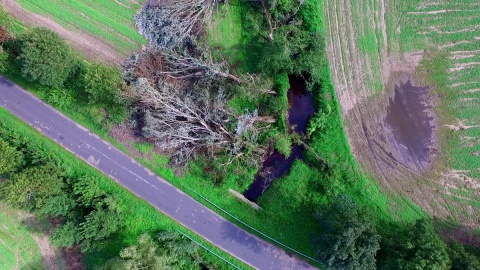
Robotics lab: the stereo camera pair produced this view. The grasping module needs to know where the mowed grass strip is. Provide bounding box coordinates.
[0,108,250,270]
[16,0,146,55]
[0,202,45,269]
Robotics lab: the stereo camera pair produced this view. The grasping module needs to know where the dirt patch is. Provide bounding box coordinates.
[61,246,85,270]
[384,80,436,170]
[17,212,64,270]
[353,74,438,175]
[1,0,124,65]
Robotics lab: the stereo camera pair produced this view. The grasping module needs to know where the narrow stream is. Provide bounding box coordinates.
[243,76,316,202]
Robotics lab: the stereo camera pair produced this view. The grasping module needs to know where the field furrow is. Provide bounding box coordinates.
[324,0,480,229]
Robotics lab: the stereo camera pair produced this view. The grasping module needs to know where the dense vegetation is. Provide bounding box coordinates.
[0,11,245,270]
[1,1,479,269]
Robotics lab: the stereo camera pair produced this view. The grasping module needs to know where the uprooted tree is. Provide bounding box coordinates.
[135,0,225,48]
[126,0,279,175]
[123,48,241,84]
[131,77,268,167]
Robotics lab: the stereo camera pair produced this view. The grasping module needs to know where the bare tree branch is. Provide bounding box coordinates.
[133,78,263,166]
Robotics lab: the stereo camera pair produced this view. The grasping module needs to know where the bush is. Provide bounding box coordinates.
[46,88,74,108]
[83,63,124,105]
[448,242,480,270]
[274,134,292,157]
[378,219,451,270]
[0,138,23,175]
[316,195,381,270]
[257,25,325,84]
[0,46,10,72]
[16,28,76,87]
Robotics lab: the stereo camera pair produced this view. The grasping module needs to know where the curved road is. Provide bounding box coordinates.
[0,76,317,270]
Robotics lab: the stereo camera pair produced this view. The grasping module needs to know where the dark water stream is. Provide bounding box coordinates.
[243,76,316,202]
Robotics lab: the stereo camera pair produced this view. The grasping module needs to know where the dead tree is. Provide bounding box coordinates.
[133,78,262,166]
[159,49,242,83]
[140,0,225,46]
[124,48,242,85]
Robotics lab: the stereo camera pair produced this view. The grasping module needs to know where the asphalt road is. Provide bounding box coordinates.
[0,76,317,270]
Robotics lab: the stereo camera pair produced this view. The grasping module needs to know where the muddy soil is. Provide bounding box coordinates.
[359,77,437,178]
[383,80,435,170]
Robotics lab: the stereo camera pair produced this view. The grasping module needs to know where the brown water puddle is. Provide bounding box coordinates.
[243,76,316,202]
[384,80,435,170]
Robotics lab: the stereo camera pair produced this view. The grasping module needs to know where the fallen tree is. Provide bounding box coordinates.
[131,78,267,166]
[135,0,225,48]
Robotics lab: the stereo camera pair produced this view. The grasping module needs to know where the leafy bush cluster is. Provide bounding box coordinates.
[0,130,124,252]
[102,232,201,270]
[316,195,480,270]
[1,27,124,109]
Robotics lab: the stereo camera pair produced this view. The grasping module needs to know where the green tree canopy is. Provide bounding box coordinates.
[102,232,200,270]
[316,195,381,270]
[448,242,480,270]
[0,164,64,209]
[83,63,123,105]
[379,219,451,270]
[0,138,23,175]
[17,28,76,87]
[257,24,325,84]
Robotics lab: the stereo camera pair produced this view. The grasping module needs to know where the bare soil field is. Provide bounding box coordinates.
[324,0,480,232]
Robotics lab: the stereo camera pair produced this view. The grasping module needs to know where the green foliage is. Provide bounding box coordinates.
[0,138,23,175]
[0,47,10,73]
[83,63,124,105]
[307,108,331,138]
[51,221,80,247]
[299,0,323,33]
[0,165,64,209]
[46,88,74,109]
[257,24,325,84]
[379,219,451,270]
[102,232,200,270]
[448,242,480,270]
[73,175,106,207]
[78,199,124,252]
[38,193,75,217]
[316,195,381,270]
[274,134,292,157]
[17,28,75,87]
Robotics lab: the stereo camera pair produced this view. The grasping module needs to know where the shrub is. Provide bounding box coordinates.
[274,134,292,157]
[378,219,451,270]
[316,195,381,270]
[16,28,75,87]
[83,63,124,105]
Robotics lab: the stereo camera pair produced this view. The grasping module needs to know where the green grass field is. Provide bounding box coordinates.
[0,201,47,269]
[15,0,146,55]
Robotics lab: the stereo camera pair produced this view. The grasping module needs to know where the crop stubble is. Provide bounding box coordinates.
[324,0,480,228]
